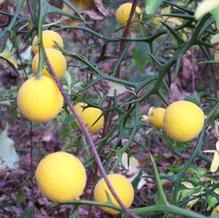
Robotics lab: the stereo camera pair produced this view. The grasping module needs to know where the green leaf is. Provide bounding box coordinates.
[145,0,164,15]
[21,207,34,218]
[185,92,201,105]
[211,7,219,30]
[207,196,218,211]
[132,42,149,72]
[68,211,78,218]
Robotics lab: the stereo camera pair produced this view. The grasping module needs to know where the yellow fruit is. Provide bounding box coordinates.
[115,2,142,27]
[17,76,63,122]
[62,0,93,12]
[32,48,67,80]
[35,151,87,203]
[93,174,134,215]
[163,101,205,142]
[74,102,104,133]
[71,0,93,10]
[32,30,64,54]
[148,107,165,128]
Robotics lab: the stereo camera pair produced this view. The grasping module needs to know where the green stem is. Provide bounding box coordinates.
[132,204,207,218]
[172,130,205,203]
[59,199,121,212]
[150,154,168,205]
[36,0,45,78]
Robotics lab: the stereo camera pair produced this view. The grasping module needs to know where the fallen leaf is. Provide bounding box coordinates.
[107,81,134,97]
[210,33,219,45]
[210,152,219,173]
[0,50,17,68]
[93,0,108,17]
[0,128,19,171]
[211,205,219,215]
[181,181,194,189]
[187,198,199,209]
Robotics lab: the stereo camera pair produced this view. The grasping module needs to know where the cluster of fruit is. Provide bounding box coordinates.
[15,28,125,215]
[16,29,104,129]
[15,1,206,215]
[17,30,66,122]
[35,151,134,215]
[147,100,205,142]
[15,29,127,215]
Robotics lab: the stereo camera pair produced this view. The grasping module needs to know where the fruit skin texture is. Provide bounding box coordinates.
[115,3,142,27]
[163,100,205,142]
[32,48,67,80]
[148,107,166,128]
[74,102,104,133]
[17,76,63,122]
[35,151,87,203]
[94,174,134,215]
[32,30,64,54]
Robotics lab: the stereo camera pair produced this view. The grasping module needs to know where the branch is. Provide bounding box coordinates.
[116,0,139,77]
[120,0,139,51]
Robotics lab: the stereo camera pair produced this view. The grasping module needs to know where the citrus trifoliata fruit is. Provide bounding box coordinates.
[17,76,63,122]
[148,107,166,129]
[74,102,104,133]
[71,0,93,10]
[62,0,93,14]
[35,151,87,203]
[164,100,205,142]
[93,174,134,215]
[115,3,142,27]
[32,30,64,54]
[32,48,67,80]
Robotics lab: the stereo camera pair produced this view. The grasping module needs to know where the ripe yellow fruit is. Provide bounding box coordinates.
[73,102,104,133]
[17,76,63,122]
[35,151,87,203]
[148,107,166,128]
[93,174,134,215]
[71,0,93,10]
[115,3,142,27]
[62,0,93,13]
[32,30,64,54]
[164,101,205,142]
[32,48,67,80]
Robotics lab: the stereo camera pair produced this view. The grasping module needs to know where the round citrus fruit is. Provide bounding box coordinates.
[93,174,134,214]
[148,107,166,128]
[17,76,63,122]
[115,2,142,27]
[163,100,205,142]
[62,0,93,13]
[32,30,64,54]
[73,102,104,133]
[71,0,93,10]
[32,48,67,80]
[35,151,87,203]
